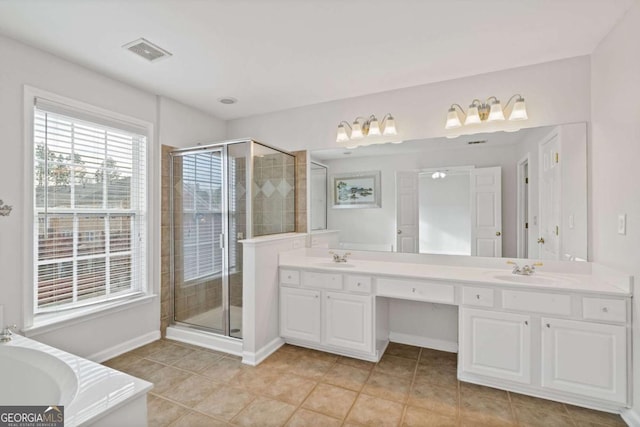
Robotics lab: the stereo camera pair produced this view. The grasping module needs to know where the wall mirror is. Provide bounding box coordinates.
[309,123,587,261]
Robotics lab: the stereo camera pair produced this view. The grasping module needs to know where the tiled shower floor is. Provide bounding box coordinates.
[104,340,626,426]
[181,305,243,338]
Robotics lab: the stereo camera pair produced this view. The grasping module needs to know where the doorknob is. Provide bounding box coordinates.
[495,231,501,236]
[397,230,402,235]
[537,237,545,244]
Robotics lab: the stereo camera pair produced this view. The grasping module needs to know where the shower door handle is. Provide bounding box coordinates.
[219,233,225,249]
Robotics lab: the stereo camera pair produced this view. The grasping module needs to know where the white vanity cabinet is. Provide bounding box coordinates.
[279,268,378,360]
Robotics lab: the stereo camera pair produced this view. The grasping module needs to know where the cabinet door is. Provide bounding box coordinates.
[541,318,627,404]
[324,292,373,353]
[460,308,531,383]
[280,287,321,343]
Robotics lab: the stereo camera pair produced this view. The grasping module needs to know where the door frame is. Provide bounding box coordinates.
[516,154,530,258]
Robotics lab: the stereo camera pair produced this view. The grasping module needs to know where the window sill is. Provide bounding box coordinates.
[23,294,157,338]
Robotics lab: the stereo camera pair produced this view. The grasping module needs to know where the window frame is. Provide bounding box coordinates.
[23,86,156,330]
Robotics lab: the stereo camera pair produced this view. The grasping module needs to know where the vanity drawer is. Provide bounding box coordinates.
[303,271,343,290]
[345,275,372,294]
[280,269,300,286]
[376,278,455,304]
[583,298,627,323]
[462,287,494,308]
[502,290,571,315]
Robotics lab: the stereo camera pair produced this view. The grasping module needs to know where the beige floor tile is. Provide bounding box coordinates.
[229,367,280,394]
[263,373,317,405]
[147,366,193,395]
[362,371,411,403]
[194,387,255,420]
[286,408,342,427]
[337,356,376,371]
[419,348,457,364]
[460,382,509,403]
[301,348,340,363]
[200,356,246,383]
[509,392,569,417]
[374,355,417,378]
[461,395,515,426]
[322,363,371,391]
[290,355,335,380]
[403,405,458,427]
[171,349,224,373]
[121,358,166,381]
[385,342,421,360]
[565,405,626,426]
[147,343,196,365]
[415,363,459,390]
[103,352,142,371]
[346,394,404,427]
[232,396,296,427]
[160,374,221,407]
[169,412,229,427]
[147,394,189,427]
[130,339,173,357]
[514,404,575,427]
[409,378,459,418]
[302,383,358,419]
[260,350,299,371]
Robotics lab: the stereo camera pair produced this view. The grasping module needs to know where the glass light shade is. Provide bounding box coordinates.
[383,116,397,136]
[336,124,350,143]
[351,121,364,139]
[464,106,482,125]
[368,118,381,136]
[509,99,528,121]
[487,102,505,121]
[431,171,446,179]
[445,108,462,129]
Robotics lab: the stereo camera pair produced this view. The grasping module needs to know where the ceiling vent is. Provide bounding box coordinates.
[467,140,487,145]
[123,38,172,62]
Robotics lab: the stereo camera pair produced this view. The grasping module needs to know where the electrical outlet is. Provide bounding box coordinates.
[618,214,626,235]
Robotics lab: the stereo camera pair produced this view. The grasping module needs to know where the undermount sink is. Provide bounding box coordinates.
[313,262,356,268]
[487,272,574,286]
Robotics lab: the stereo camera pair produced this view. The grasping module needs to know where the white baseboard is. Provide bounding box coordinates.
[242,337,284,366]
[622,409,640,426]
[166,325,243,356]
[88,330,160,363]
[389,332,458,353]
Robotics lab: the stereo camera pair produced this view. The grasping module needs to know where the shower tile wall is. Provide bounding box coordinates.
[161,145,174,337]
[252,152,296,236]
[293,150,307,233]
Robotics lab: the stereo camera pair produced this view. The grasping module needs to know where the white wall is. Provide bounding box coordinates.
[227,56,591,151]
[0,34,226,358]
[158,96,226,148]
[324,144,520,256]
[590,2,640,419]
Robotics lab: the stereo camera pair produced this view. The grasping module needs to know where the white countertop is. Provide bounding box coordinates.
[279,250,632,297]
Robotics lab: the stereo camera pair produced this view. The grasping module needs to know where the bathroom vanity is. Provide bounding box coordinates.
[278,248,632,412]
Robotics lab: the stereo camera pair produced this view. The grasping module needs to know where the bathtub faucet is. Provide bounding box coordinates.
[0,325,16,343]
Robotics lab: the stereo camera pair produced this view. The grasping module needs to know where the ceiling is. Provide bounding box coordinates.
[0,1,634,120]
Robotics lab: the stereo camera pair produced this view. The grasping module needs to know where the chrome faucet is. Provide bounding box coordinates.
[0,325,16,343]
[507,261,543,276]
[329,251,351,263]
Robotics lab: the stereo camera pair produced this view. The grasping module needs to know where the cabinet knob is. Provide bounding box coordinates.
[357,283,361,287]
[476,294,480,299]
[287,275,291,279]
[524,321,528,326]
[412,288,416,293]
[314,295,318,299]
[546,323,551,328]
[327,295,330,299]
[602,307,609,313]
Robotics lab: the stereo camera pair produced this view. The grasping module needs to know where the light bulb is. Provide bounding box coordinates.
[351,121,364,139]
[368,117,381,136]
[383,116,397,136]
[487,101,505,121]
[464,106,481,125]
[336,124,350,143]
[509,97,528,121]
[445,107,462,129]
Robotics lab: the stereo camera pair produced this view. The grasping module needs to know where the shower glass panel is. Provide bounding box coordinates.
[252,143,296,237]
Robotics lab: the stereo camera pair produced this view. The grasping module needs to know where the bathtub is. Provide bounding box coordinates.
[0,334,152,426]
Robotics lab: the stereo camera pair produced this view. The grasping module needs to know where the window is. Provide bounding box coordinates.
[33,98,147,313]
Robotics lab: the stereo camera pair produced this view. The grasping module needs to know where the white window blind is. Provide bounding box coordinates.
[33,99,147,312]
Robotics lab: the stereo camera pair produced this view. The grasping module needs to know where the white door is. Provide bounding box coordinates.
[470,167,502,257]
[396,171,419,253]
[324,291,373,353]
[541,318,627,404]
[280,287,321,343]
[539,133,561,260]
[460,308,531,384]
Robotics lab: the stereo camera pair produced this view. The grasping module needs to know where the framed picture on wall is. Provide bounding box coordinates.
[331,171,381,209]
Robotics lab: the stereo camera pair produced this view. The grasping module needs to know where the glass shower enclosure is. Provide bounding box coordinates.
[169,140,295,339]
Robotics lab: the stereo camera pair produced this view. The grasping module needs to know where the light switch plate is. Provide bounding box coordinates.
[618,214,626,235]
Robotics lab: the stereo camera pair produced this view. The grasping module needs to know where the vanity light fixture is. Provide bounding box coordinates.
[336,113,397,145]
[0,199,12,216]
[445,94,528,130]
[431,171,447,180]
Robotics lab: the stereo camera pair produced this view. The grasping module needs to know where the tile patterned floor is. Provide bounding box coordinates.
[104,340,627,427]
